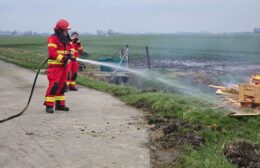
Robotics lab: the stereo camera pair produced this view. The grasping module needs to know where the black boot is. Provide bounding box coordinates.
[69,87,78,91]
[64,85,69,92]
[55,105,70,111]
[46,106,54,113]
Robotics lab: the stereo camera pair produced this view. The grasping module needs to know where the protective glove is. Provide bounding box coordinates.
[73,38,80,44]
[63,53,72,64]
[71,55,77,61]
[77,40,81,46]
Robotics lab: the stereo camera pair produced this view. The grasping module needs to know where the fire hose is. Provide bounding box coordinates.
[0,54,121,123]
[0,58,49,123]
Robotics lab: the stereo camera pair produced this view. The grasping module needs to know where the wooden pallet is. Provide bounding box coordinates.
[239,84,260,104]
[209,84,260,117]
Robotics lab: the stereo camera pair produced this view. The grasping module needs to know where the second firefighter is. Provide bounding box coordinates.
[67,32,84,91]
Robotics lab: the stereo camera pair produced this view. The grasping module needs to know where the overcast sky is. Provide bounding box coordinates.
[0,0,259,33]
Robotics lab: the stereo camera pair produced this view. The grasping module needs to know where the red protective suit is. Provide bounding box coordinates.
[44,34,71,107]
[68,41,83,89]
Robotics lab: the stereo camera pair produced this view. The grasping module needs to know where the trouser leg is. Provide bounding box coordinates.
[66,62,72,89]
[55,68,67,107]
[44,68,59,107]
[69,61,79,89]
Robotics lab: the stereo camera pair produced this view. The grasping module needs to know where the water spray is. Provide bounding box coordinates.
[76,58,220,104]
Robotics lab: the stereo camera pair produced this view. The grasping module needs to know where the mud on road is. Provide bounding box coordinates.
[147,116,204,167]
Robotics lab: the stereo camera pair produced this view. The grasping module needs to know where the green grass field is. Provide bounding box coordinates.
[0,35,259,168]
[1,34,260,62]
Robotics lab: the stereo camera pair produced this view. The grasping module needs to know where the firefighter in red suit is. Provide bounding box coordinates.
[44,19,73,113]
[68,32,84,91]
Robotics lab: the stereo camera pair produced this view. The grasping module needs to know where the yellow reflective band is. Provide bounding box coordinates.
[48,59,63,65]
[57,50,68,54]
[69,81,76,85]
[48,43,57,48]
[55,96,65,101]
[45,97,55,102]
[56,54,64,62]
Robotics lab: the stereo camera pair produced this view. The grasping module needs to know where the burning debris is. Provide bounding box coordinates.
[209,75,260,116]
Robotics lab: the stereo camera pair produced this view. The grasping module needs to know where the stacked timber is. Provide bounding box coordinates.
[209,84,260,116]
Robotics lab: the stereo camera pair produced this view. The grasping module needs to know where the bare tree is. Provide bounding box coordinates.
[107,29,114,35]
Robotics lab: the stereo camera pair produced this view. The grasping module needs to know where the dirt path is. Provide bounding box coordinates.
[0,60,150,168]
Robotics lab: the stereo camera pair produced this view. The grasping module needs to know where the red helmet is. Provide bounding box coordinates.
[54,19,71,31]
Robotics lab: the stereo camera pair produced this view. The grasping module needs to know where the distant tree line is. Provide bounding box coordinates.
[96,29,115,36]
[96,29,140,36]
[0,30,49,36]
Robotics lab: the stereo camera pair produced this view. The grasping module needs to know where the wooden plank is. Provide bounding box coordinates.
[209,85,227,90]
[216,89,231,95]
[227,112,260,117]
[239,84,245,102]
[223,102,240,108]
[222,97,241,107]
[255,87,260,103]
